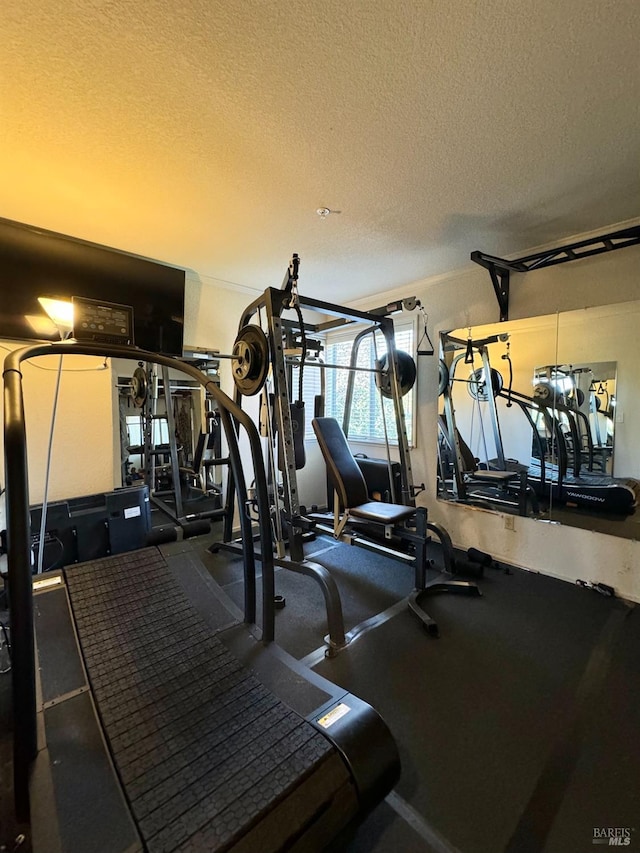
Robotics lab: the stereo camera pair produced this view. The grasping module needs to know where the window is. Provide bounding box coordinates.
[324,321,415,445]
[126,414,169,447]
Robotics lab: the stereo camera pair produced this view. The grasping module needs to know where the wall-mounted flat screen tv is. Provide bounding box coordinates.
[0,218,185,356]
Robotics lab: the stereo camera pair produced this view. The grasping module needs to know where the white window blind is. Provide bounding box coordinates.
[324,322,415,445]
[126,415,169,446]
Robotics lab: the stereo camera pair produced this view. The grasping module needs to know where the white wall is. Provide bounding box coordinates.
[185,273,259,390]
[351,223,640,603]
[0,341,115,566]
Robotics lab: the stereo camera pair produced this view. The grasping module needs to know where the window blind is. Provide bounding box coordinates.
[324,322,415,445]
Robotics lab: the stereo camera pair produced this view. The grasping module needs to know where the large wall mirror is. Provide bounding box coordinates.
[437,300,640,541]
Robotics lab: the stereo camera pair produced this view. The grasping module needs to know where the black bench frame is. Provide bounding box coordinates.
[313,417,480,637]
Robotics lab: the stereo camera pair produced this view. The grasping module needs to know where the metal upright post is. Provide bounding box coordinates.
[264,289,305,562]
[480,347,506,470]
[380,318,415,506]
[3,363,36,820]
[441,379,469,500]
[161,365,185,520]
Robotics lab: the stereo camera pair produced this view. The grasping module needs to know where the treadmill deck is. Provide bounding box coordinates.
[62,547,354,853]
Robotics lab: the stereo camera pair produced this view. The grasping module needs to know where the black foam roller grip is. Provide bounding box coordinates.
[278,401,306,471]
[146,527,178,546]
[181,520,212,539]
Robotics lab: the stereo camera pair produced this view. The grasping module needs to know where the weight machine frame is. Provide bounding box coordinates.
[217,258,464,653]
[439,332,534,515]
[127,361,226,526]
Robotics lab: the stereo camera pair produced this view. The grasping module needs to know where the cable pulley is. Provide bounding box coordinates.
[232,325,270,396]
[467,367,503,401]
[130,365,148,407]
[375,350,417,399]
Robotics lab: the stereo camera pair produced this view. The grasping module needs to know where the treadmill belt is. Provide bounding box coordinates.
[64,548,349,853]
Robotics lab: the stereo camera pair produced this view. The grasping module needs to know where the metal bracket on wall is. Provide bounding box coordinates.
[471,224,640,322]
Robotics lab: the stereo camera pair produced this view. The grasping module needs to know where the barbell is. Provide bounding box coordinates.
[130,326,418,402]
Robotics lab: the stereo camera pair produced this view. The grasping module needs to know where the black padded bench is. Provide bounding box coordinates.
[312,417,480,637]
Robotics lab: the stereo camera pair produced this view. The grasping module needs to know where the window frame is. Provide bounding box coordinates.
[323,317,417,448]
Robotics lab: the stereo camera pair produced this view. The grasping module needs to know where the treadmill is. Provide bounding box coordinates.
[501,388,639,514]
[4,339,400,853]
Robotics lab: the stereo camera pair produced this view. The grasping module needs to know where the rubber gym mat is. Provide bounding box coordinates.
[201,536,447,660]
[64,547,349,853]
[314,566,627,853]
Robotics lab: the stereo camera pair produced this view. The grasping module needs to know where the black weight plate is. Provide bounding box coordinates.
[467,367,503,401]
[533,382,553,403]
[232,325,269,396]
[572,388,585,407]
[375,351,417,399]
[130,366,148,408]
[438,359,449,396]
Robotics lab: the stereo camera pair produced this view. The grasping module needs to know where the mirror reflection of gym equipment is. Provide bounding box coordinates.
[118,360,226,526]
[438,305,640,538]
[437,333,537,517]
[532,362,617,476]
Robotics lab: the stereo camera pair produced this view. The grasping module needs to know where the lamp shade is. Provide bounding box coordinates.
[37,297,74,337]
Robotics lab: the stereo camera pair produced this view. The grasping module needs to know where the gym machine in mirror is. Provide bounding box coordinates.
[440,228,640,540]
[437,303,639,540]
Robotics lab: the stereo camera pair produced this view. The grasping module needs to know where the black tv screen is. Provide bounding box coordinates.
[0,218,185,356]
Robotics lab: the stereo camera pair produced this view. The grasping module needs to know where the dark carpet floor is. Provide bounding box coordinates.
[201,527,640,853]
[2,524,638,853]
[202,533,437,659]
[313,567,638,853]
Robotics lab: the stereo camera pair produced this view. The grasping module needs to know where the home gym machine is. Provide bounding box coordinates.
[438,332,638,515]
[128,358,226,527]
[214,255,480,651]
[438,331,535,515]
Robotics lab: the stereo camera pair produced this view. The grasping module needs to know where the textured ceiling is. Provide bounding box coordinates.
[1,0,639,301]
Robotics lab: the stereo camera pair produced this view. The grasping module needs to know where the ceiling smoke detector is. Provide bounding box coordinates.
[316,207,331,218]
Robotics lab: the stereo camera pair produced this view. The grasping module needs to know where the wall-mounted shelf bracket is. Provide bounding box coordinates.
[471,224,640,322]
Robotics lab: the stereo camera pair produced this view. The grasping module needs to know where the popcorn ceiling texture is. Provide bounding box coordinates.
[1,0,638,300]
